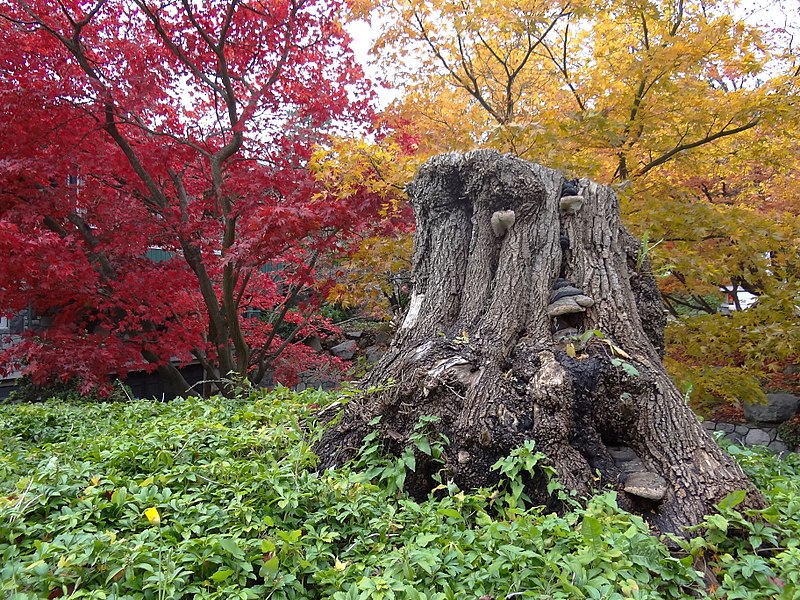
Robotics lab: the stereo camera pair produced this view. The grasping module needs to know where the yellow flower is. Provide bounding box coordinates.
[144,507,161,525]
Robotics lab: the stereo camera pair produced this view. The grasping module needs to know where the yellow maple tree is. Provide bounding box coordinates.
[349,0,799,405]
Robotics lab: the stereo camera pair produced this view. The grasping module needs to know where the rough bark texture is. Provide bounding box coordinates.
[315,150,763,536]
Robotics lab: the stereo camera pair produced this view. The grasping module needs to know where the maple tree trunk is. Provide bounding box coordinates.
[315,150,764,536]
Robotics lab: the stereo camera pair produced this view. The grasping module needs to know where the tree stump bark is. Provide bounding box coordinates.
[315,150,763,536]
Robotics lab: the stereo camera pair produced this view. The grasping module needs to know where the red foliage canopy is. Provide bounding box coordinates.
[0,0,387,395]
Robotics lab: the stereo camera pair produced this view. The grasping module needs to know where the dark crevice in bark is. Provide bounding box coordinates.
[315,150,763,537]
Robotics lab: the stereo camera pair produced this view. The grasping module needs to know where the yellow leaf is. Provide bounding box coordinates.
[334,557,350,571]
[144,507,161,525]
[566,342,576,358]
[605,340,632,360]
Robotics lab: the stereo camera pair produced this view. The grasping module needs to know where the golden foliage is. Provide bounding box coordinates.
[327,233,414,317]
[310,131,419,316]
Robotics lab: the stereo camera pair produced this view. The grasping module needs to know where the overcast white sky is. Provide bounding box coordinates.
[346,18,398,106]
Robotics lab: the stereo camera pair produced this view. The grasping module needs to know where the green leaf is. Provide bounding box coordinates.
[277,529,302,543]
[403,453,416,471]
[260,556,279,578]
[415,532,438,547]
[219,538,244,558]
[557,571,586,598]
[581,515,603,548]
[706,514,729,532]
[210,569,234,583]
[437,508,462,520]
[415,438,431,456]
[111,487,127,507]
[718,489,747,510]
[623,363,639,377]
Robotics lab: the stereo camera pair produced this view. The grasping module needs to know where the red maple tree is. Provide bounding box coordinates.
[0,0,386,396]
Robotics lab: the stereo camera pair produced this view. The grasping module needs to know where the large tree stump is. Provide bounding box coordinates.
[315,150,763,536]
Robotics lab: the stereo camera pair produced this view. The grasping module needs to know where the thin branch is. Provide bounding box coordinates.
[640,9,650,50]
[662,293,716,314]
[541,20,586,112]
[670,0,684,37]
[103,104,169,208]
[635,118,760,177]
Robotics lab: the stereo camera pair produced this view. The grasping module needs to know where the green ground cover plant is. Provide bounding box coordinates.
[1,388,798,599]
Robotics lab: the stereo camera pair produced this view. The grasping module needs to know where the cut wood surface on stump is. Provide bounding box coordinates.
[314,149,764,536]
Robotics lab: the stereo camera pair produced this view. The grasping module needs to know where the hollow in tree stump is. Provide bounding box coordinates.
[315,150,763,536]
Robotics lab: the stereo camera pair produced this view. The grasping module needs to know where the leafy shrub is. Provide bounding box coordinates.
[3,375,132,405]
[0,387,799,599]
[319,303,356,324]
[683,439,800,599]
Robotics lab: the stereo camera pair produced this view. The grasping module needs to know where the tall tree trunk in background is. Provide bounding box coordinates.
[315,150,763,536]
